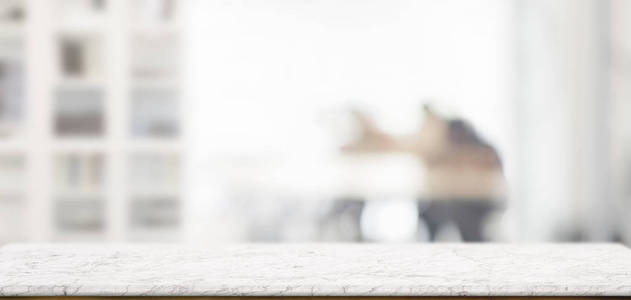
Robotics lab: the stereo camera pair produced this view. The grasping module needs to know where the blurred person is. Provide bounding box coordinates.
[342,104,506,241]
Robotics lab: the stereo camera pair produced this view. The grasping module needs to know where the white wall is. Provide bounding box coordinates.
[513,0,613,241]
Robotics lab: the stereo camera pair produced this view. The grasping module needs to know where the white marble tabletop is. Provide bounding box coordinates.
[1,243,631,297]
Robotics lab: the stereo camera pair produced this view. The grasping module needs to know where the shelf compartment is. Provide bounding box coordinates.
[0,37,24,138]
[129,196,180,230]
[0,154,24,190]
[0,194,26,243]
[54,88,104,137]
[130,33,178,81]
[54,197,104,232]
[129,152,179,190]
[54,152,104,191]
[57,34,104,81]
[131,0,178,26]
[0,0,25,26]
[56,0,107,32]
[130,88,179,138]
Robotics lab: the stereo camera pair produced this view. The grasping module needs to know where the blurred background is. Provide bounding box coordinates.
[0,0,630,244]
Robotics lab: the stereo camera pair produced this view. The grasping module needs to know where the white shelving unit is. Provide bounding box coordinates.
[0,0,183,244]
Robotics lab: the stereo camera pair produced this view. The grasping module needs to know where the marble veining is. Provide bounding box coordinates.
[1,244,631,296]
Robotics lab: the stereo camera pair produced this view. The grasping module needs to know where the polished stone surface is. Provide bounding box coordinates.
[1,243,631,296]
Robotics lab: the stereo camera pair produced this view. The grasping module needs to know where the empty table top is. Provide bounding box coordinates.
[1,243,630,297]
